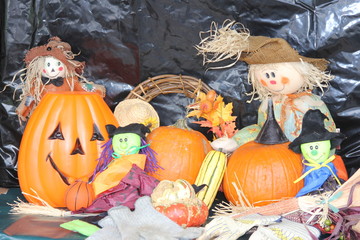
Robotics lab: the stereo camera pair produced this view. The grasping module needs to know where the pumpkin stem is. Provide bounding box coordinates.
[255,99,288,145]
[172,118,193,130]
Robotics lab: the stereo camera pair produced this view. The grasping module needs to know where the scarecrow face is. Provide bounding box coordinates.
[300,140,331,163]
[42,56,65,79]
[112,133,141,156]
[254,62,305,95]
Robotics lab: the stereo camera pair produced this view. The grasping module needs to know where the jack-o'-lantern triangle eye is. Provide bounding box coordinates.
[90,124,105,141]
[49,124,64,140]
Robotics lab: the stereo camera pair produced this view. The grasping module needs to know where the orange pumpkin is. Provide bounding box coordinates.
[223,141,303,206]
[17,92,118,207]
[223,100,303,206]
[65,180,95,211]
[146,124,212,184]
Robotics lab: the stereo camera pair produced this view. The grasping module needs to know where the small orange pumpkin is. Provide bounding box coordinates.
[65,180,95,211]
[17,92,118,207]
[146,121,212,184]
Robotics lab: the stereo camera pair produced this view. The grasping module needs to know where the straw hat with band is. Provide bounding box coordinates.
[197,21,329,71]
[242,36,329,71]
[114,99,160,131]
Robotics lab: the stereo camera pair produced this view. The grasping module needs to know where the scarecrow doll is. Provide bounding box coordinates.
[289,109,346,197]
[90,123,161,196]
[196,20,336,148]
[10,36,105,121]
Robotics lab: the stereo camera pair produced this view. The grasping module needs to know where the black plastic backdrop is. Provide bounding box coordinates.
[0,0,359,187]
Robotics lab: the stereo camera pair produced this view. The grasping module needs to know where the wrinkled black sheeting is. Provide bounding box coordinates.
[0,0,359,187]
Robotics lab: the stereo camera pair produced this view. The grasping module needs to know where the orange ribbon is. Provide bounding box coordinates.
[279,91,312,136]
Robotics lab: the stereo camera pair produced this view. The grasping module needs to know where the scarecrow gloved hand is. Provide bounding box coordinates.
[87,196,203,240]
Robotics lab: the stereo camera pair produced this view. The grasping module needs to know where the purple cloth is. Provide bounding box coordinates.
[75,164,159,213]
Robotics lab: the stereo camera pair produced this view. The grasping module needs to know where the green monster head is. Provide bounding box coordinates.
[112,133,141,156]
[300,140,331,164]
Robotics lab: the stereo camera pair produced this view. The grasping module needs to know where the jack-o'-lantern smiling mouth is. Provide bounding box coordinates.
[46,153,70,186]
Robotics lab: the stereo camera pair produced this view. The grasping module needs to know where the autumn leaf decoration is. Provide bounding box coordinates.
[187,90,238,139]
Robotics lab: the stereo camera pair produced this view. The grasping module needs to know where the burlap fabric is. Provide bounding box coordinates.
[242,36,329,71]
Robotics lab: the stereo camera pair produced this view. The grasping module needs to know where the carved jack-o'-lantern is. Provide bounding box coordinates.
[17,92,118,207]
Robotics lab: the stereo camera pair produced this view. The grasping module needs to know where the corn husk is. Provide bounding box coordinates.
[214,169,360,230]
[330,169,360,209]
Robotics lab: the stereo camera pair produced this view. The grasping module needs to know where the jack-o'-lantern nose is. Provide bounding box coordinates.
[71,138,85,155]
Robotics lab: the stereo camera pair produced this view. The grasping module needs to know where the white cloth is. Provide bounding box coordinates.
[87,196,204,240]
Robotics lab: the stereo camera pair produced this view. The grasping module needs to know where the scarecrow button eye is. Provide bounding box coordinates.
[90,124,105,141]
[49,124,64,140]
[315,145,318,149]
[47,47,52,51]
[124,138,128,142]
[310,146,313,150]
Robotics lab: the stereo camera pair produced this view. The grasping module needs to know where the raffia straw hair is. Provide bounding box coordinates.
[8,190,71,217]
[247,61,334,102]
[9,197,72,217]
[196,19,250,69]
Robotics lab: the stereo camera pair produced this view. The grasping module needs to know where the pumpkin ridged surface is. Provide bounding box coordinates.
[18,92,118,207]
[146,126,212,184]
[223,141,304,207]
[65,180,95,211]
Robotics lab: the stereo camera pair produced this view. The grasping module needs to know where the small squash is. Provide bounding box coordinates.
[65,180,95,211]
[151,179,208,227]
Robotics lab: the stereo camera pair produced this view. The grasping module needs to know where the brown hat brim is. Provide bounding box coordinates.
[24,37,84,74]
[242,37,329,71]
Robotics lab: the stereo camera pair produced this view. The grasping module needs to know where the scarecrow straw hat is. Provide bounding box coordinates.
[114,99,160,131]
[196,20,329,71]
[25,36,84,74]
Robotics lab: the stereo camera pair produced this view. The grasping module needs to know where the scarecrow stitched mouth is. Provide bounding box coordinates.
[46,153,70,186]
[271,85,285,93]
